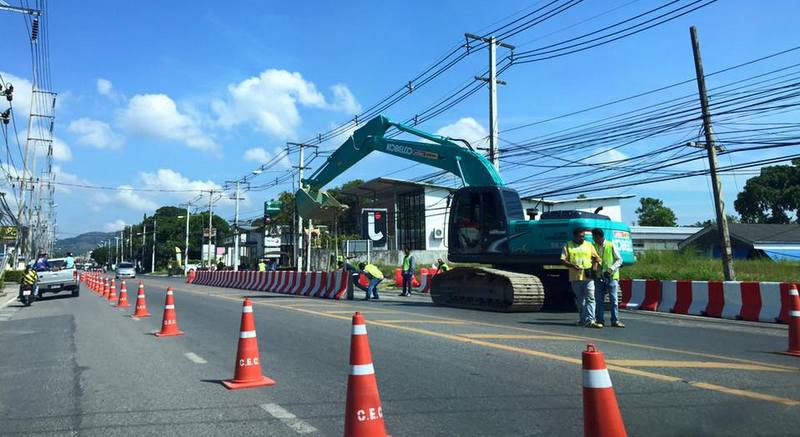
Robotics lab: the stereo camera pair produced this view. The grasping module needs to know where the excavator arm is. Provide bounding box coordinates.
[296,115,503,220]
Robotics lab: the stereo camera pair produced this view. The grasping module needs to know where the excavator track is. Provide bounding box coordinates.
[429,267,545,312]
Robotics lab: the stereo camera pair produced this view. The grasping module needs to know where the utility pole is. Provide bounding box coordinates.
[690,26,735,281]
[465,33,514,172]
[225,181,247,271]
[119,230,124,262]
[151,219,157,273]
[141,220,147,272]
[206,191,217,268]
[181,203,191,276]
[287,142,318,271]
[114,236,120,266]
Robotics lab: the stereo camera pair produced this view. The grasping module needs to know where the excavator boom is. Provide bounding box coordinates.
[296,115,503,220]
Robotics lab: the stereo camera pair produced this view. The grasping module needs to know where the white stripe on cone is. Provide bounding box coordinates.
[165,304,175,310]
[790,310,800,317]
[243,306,253,313]
[352,324,367,335]
[240,330,257,339]
[583,369,613,389]
[350,363,375,376]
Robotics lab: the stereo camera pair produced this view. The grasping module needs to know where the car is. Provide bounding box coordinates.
[116,262,136,279]
[35,258,79,298]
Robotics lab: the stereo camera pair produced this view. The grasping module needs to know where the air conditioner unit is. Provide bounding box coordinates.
[432,228,444,239]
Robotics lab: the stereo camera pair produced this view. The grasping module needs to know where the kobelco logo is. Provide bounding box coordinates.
[356,406,383,422]
[386,144,413,155]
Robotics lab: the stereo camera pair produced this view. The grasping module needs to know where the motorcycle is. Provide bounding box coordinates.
[20,284,35,307]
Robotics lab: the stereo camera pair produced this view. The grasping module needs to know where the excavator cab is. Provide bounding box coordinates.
[448,186,525,262]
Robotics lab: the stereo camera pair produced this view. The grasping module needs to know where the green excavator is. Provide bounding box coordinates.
[296,115,635,312]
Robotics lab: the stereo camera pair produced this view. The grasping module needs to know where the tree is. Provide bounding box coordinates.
[690,214,739,227]
[635,197,677,226]
[734,159,800,224]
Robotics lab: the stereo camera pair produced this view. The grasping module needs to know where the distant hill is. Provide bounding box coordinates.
[54,231,118,257]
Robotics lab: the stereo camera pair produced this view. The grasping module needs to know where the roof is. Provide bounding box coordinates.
[339,177,457,198]
[680,223,800,247]
[521,194,635,205]
[631,226,703,241]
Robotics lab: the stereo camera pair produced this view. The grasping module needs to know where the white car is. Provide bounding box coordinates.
[116,262,136,279]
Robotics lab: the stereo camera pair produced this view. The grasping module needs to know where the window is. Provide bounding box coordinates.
[397,189,425,250]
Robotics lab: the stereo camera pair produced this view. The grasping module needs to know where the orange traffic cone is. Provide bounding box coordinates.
[583,344,627,437]
[130,282,151,318]
[222,299,276,390]
[116,280,131,308]
[344,312,389,437]
[103,278,110,298]
[780,285,800,357]
[155,288,184,337]
[107,279,117,303]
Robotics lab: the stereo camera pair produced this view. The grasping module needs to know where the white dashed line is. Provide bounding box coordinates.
[183,352,207,364]
[260,403,318,434]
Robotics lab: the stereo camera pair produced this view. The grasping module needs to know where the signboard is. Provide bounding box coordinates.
[201,244,216,261]
[264,237,281,248]
[203,228,217,238]
[0,226,17,242]
[361,208,388,250]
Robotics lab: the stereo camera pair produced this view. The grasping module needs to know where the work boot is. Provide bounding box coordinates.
[612,321,625,328]
[585,321,603,329]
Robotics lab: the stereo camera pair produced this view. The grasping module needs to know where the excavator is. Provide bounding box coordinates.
[296,115,635,312]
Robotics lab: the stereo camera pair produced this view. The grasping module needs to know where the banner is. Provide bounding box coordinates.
[361,208,388,250]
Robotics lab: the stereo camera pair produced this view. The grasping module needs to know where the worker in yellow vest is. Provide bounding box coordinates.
[592,228,625,328]
[400,247,415,296]
[358,262,384,300]
[561,228,603,329]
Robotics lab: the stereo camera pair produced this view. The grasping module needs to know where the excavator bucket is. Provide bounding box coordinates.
[295,187,348,221]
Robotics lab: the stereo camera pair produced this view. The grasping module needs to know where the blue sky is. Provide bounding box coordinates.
[1,0,798,237]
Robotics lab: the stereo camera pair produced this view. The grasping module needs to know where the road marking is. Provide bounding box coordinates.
[160,282,800,406]
[461,334,584,341]
[325,309,395,314]
[374,319,467,325]
[260,403,318,434]
[0,294,18,310]
[183,352,207,364]
[607,360,792,372]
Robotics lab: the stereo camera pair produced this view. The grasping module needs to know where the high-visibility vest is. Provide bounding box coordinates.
[258,262,266,272]
[21,270,37,285]
[363,264,384,280]
[402,256,411,271]
[567,241,594,269]
[595,240,620,280]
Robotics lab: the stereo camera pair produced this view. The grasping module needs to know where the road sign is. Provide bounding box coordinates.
[203,228,217,238]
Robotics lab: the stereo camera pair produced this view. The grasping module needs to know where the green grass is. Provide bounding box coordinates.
[622,251,800,282]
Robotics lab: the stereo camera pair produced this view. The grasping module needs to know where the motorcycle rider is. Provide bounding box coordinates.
[18,264,38,302]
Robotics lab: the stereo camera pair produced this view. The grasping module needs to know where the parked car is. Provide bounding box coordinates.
[116,262,136,279]
[35,258,79,298]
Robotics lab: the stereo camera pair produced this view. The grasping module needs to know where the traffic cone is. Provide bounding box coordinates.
[154,288,184,337]
[130,282,151,318]
[103,278,110,298]
[116,280,131,308]
[780,285,800,357]
[107,279,117,303]
[344,312,389,437]
[583,344,627,437]
[221,298,276,390]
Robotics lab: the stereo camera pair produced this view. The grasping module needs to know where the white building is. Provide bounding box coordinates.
[520,195,634,222]
[630,226,703,252]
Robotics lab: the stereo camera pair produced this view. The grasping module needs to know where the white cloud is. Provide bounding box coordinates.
[104,219,127,232]
[68,117,123,149]
[117,94,218,152]
[435,117,489,147]
[212,69,361,138]
[243,147,270,164]
[585,148,630,165]
[0,72,33,118]
[116,184,158,211]
[96,78,114,97]
[330,84,361,114]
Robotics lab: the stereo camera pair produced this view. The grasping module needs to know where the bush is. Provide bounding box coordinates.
[4,270,23,283]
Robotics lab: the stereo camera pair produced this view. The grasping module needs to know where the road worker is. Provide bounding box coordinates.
[592,228,625,328]
[561,228,603,329]
[436,258,449,273]
[258,259,266,272]
[357,262,384,300]
[400,247,415,296]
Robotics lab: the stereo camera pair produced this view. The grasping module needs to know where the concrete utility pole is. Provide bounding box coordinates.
[114,236,120,266]
[287,142,318,271]
[182,203,191,276]
[690,26,735,281]
[151,219,157,273]
[465,33,514,172]
[206,191,216,268]
[141,221,146,271]
[119,230,124,262]
[225,181,246,271]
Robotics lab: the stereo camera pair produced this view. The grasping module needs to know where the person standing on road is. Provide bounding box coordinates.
[358,262,383,300]
[561,228,603,329]
[258,259,266,272]
[592,228,625,328]
[400,247,415,296]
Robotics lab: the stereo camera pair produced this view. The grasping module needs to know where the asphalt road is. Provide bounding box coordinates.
[1,275,798,436]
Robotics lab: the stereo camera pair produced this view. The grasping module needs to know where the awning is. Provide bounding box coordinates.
[754,244,800,261]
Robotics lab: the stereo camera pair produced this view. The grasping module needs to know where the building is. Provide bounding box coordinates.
[630,226,703,252]
[520,195,634,222]
[679,223,800,260]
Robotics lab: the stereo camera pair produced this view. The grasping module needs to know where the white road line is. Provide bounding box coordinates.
[183,352,207,364]
[0,294,18,310]
[260,403,318,434]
